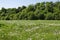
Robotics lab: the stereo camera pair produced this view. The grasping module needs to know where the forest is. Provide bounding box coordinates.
[0,2,60,20]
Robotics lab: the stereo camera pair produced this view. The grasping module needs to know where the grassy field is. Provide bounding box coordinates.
[0,20,60,40]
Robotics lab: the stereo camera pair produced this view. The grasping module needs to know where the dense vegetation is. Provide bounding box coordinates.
[0,20,60,40]
[0,2,60,20]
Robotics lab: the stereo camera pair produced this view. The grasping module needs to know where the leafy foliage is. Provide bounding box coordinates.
[0,2,60,20]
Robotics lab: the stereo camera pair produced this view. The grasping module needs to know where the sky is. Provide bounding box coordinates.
[0,0,58,9]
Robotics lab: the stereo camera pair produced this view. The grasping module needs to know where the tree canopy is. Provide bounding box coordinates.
[0,2,60,20]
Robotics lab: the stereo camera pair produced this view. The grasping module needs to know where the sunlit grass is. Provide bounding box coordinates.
[0,20,60,40]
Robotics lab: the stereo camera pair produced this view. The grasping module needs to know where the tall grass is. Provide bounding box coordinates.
[0,20,60,40]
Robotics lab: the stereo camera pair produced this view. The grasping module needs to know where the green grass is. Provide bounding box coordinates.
[0,20,60,40]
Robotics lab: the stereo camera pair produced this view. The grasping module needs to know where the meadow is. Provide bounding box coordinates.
[0,20,60,40]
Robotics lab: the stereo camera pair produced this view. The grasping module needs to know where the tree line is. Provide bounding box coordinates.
[0,2,60,20]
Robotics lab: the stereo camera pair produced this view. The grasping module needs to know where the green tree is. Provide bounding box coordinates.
[45,13,55,20]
